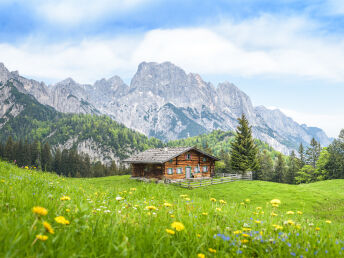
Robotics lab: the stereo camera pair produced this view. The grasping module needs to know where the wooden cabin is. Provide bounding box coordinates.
[123,147,220,180]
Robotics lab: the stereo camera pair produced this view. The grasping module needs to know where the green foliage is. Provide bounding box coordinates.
[230,114,259,173]
[295,165,316,184]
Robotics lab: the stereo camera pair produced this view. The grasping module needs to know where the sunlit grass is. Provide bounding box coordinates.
[1,160,344,257]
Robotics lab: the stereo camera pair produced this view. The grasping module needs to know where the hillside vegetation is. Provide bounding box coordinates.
[1,161,344,257]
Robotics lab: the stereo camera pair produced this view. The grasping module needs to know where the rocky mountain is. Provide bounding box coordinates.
[0,80,162,164]
[0,61,333,154]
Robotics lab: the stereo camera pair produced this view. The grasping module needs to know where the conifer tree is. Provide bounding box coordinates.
[306,138,321,168]
[274,153,286,183]
[285,150,299,184]
[230,114,259,174]
[258,150,274,181]
[4,136,14,161]
[41,142,52,171]
[298,143,305,166]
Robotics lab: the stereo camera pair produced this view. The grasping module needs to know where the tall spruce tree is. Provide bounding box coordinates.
[285,150,299,184]
[230,114,259,174]
[306,138,321,168]
[298,143,305,167]
[4,136,14,161]
[41,142,52,171]
[274,153,286,183]
[259,150,274,181]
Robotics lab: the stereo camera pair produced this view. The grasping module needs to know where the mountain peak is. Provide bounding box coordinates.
[58,77,76,85]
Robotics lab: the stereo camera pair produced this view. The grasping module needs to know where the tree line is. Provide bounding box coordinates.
[0,136,130,177]
[216,114,344,184]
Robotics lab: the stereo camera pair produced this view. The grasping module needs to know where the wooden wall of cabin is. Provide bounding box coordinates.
[131,163,164,179]
[163,150,215,180]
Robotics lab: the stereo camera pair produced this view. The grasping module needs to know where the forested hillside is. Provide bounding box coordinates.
[0,81,163,162]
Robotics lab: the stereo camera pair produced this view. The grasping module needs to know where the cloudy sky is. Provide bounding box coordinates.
[0,0,343,137]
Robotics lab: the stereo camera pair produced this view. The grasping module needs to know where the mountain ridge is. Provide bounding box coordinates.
[0,61,333,154]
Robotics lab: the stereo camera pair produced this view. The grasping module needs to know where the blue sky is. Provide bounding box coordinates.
[0,0,343,137]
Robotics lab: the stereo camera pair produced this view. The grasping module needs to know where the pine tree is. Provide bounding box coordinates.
[31,140,42,169]
[257,150,274,181]
[274,153,286,183]
[285,150,299,184]
[298,143,305,166]
[306,138,321,168]
[53,148,62,174]
[230,114,259,174]
[41,142,52,171]
[4,136,14,161]
[23,139,32,166]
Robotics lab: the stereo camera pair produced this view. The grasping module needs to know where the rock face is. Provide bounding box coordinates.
[0,61,333,154]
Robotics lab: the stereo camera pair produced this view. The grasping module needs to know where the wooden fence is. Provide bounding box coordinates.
[170,172,252,189]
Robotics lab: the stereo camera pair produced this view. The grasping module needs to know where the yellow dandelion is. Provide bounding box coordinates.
[273,224,283,230]
[170,214,175,218]
[242,227,251,231]
[216,208,222,212]
[245,199,250,203]
[233,230,242,234]
[286,211,295,215]
[197,233,201,238]
[241,239,249,244]
[256,207,262,210]
[32,206,48,216]
[36,234,48,241]
[43,221,54,234]
[54,216,70,225]
[271,212,278,216]
[242,233,250,238]
[315,227,320,231]
[270,199,281,205]
[208,248,216,253]
[297,211,303,215]
[145,206,157,210]
[210,198,216,202]
[166,229,175,235]
[66,208,70,213]
[219,200,227,204]
[254,220,261,224]
[198,253,205,258]
[130,188,137,191]
[60,196,71,201]
[296,224,301,229]
[286,220,295,225]
[202,212,208,216]
[326,220,332,224]
[171,221,185,232]
[163,203,173,207]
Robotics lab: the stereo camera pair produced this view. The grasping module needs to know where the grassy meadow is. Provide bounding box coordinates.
[1,160,344,257]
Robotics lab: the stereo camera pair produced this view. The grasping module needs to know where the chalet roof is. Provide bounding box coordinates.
[123,146,220,164]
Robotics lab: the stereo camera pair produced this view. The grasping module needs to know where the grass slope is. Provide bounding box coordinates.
[1,161,344,257]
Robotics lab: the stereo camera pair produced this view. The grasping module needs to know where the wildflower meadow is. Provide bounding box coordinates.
[1,160,344,257]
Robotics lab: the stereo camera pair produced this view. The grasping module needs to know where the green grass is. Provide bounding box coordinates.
[1,160,344,257]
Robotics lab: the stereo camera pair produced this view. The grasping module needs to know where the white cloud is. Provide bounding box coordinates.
[31,0,152,26]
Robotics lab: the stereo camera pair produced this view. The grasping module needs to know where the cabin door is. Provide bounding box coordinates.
[185,166,191,179]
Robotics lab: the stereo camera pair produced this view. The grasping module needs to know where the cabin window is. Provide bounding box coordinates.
[177,167,183,174]
[194,166,200,173]
[167,168,173,175]
[169,159,173,163]
[185,153,191,160]
[202,166,208,173]
[203,157,207,162]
